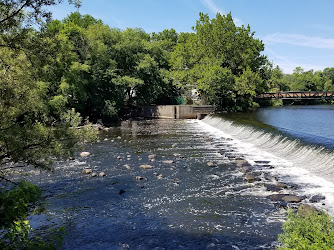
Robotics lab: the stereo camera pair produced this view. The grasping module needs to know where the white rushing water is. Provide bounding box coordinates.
[197,116,334,214]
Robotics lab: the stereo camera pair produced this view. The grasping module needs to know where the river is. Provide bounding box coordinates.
[26,105,334,249]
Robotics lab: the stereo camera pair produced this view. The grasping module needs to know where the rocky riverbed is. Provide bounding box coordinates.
[24,119,325,249]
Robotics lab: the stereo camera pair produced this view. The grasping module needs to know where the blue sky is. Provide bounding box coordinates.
[50,0,334,74]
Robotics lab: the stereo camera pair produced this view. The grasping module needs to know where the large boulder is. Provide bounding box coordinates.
[268,194,302,203]
[282,195,302,203]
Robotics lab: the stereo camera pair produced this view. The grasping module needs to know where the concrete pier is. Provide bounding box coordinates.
[142,105,215,119]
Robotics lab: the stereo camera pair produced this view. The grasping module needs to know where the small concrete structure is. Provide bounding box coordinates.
[142,105,215,119]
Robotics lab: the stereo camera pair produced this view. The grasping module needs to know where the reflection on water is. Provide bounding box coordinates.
[26,119,283,250]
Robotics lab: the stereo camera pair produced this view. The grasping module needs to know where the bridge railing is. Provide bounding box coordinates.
[257,91,334,100]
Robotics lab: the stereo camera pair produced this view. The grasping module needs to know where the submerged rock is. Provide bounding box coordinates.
[139,164,154,169]
[119,189,125,195]
[309,194,326,203]
[157,174,164,179]
[254,160,270,164]
[80,152,91,157]
[241,166,251,173]
[276,182,288,189]
[124,164,132,170]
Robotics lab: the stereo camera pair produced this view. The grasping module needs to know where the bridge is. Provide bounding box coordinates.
[257,91,334,100]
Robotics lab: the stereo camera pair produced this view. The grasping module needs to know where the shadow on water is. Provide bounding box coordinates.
[25,119,283,250]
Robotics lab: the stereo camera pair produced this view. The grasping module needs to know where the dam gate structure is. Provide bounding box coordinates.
[142,105,215,119]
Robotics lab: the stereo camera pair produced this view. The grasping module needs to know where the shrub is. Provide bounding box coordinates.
[278,208,334,249]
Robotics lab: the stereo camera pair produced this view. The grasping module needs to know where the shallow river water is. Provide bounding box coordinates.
[27,119,289,250]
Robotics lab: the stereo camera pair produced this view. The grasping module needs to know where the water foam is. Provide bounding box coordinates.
[196,115,334,214]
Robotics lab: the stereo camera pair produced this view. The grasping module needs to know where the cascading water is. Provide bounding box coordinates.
[200,111,334,214]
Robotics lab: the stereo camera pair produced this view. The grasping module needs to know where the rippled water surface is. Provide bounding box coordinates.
[27,119,285,250]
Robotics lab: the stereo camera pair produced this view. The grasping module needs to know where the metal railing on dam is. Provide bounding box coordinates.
[257,91,334,100]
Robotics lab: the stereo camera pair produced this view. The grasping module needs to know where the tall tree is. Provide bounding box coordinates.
[171,12,269,111]
[0,1,99,248]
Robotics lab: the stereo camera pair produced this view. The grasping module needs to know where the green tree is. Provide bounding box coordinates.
[268,66,290,92]
[171,12,269,111]
[0,1,99,249]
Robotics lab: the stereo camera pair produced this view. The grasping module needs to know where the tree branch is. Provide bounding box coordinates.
[0,0,30,26]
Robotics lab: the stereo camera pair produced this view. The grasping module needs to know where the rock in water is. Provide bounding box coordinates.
[136,176,145,180]
[268,194,286,201]
[207,162,216,167]
[298,204,319,216]
[99,172,106,177]
[148,154,156,160]
[80,152,90,157]
[282,195,302,203]
[309,194,326,203]
[119,189,125,195]
[245,173,255,183]
[268,194,302,203]
[91,172,98,177]
[124,164,132,170]
[82,169,93,174]
[234,159,249,167]
[162,160,174,164]
[140,164,154,169]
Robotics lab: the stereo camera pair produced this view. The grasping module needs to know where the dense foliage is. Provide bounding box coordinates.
[38,13,180,122]
[0,1,98,249]
[171,13,270,111]
[278,209,334,249]
[268,66,334,92]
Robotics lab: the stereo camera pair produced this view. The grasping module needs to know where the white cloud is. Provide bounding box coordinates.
[265,47,328,74]
[263,33,334,50]
[200,0,242,26]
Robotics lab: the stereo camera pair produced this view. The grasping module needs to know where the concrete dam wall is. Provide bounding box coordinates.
[142,105,215,119]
